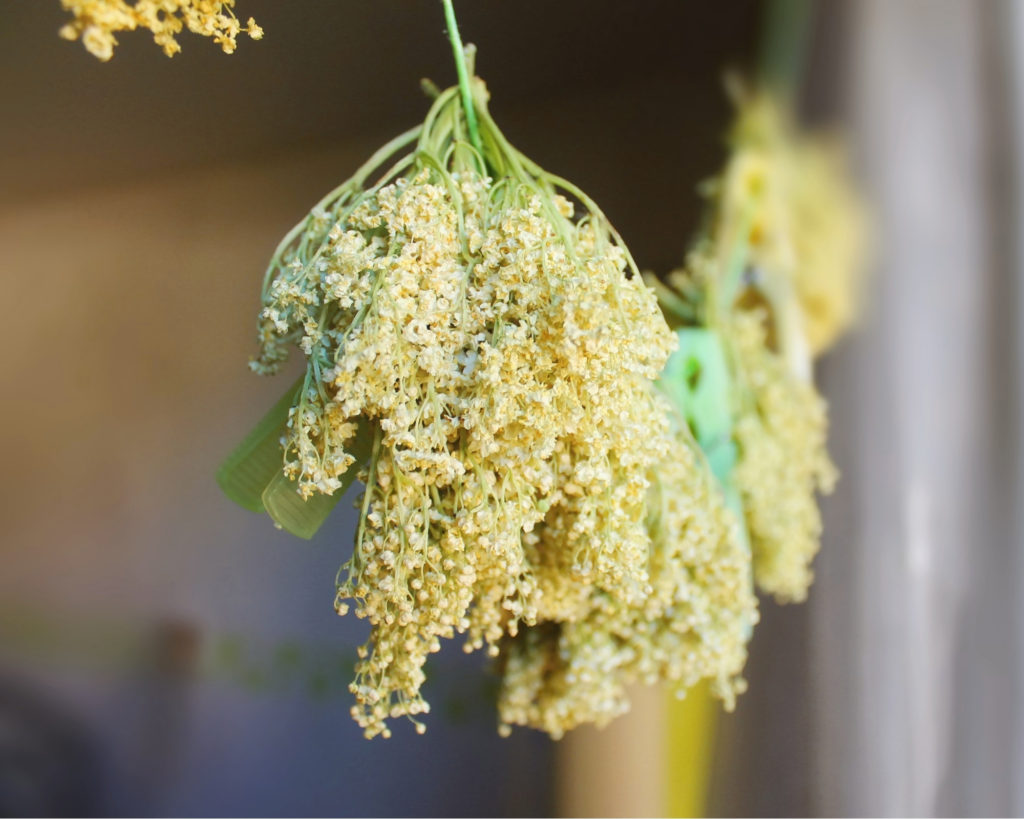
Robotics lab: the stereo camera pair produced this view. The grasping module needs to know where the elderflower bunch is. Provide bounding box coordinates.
[661,239,837,604]
[497,418,757,738]
[718,84,868,356]
[652,79,863,604]
[59,0,262,61]
[251,80,677,738]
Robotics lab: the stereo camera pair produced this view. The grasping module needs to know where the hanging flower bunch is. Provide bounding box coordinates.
[721,85,868,357]
[186,0,873,736]
[219,43,759,737]
[59,0,262,60]
[655,82,865,604]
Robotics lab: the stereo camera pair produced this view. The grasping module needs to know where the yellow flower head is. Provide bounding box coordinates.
[649,82,864,605]
[253,81,679,738]
[730,311,836,602]
[661,239,837,605]
[60,0,261,60]
[497,410,757,738]
[716,87,868,356]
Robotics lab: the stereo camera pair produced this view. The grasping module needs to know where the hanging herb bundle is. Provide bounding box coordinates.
[219,13,741,733]
[655,82,865,603]
[59,0,262,60]
[719,85,868,358]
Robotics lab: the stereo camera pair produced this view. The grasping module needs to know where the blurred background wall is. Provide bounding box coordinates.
[3,1,1024,817]
[810,1,1023,815]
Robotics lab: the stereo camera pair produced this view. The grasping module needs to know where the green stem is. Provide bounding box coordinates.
[757,267,812,382]
[647,274,695,325]
[441,0,483,156]
[719,212,753,311]
[758,0,813,99]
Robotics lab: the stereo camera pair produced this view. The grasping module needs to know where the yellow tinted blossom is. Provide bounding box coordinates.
[654,85,862,605]
[718,88,868,356]
[59,0,262,60]
[497,420,757,738]
[731,312,836,602]
[253,82,679,738]
[663,237,837,605]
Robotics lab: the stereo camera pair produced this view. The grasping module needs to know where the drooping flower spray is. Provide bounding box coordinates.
[496,425,757,738]
[218,0,757,739]
[653,8,867,604]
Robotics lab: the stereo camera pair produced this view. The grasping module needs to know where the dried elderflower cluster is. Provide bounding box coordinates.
[652,82,863,605]
[251,82,697,738]
[719,87,867,356]
[497,420,757,738]
[59,0,262,60]
[730,312,836,602]
[660,247,837,604]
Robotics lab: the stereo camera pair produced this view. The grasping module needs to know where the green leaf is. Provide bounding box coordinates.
[261,416,374,540]
[216,378,303,513]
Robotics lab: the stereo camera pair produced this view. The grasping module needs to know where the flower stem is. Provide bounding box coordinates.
[441,0,483,156]
[758,0,813,99]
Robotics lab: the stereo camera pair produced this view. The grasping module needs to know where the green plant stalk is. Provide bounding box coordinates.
[441,0,483,156]
[758,0,813,99]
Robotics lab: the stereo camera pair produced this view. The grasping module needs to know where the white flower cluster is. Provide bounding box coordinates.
[656,87,863,605]
[731,312,837,602]
[720,88,868,356]
[498,424,757,738]
[250,84,754,738]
